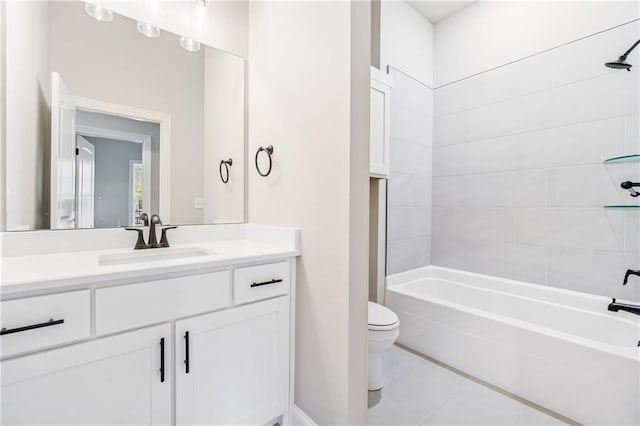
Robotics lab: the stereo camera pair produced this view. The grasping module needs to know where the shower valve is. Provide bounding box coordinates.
[621,181,640,197]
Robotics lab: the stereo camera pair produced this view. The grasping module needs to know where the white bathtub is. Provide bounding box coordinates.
[386,266,640,425]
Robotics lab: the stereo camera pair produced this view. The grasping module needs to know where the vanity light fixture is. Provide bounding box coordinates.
[84,3,113,22]
[137,21,161,38]
[180,36,201,52]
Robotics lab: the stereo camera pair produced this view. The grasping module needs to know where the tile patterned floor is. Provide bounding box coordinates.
[368,345,567,426]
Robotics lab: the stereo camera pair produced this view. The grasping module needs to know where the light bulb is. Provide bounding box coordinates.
[180,37,201,52]
[85,3,113,22]
[137,21,161,38]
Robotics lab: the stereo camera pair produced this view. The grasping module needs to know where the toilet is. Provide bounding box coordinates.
[368,301,400,391]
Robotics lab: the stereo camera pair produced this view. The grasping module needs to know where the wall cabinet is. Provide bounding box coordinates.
[176,296,290,425]
[370,66,393,178]
[1,324,171,425]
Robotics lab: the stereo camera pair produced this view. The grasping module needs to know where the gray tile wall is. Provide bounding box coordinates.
[432,22,640,301]
[386,69,434,275]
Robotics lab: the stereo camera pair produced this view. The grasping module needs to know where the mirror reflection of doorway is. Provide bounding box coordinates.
[79,136,144,228]
[51,71,167,229]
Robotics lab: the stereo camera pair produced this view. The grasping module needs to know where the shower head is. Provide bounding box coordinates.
[606,39,640,71]
[605,56,632,71]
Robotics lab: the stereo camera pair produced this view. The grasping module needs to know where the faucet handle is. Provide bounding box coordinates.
[623,269,640,285]
[125,227,149,250]
[159,226,178,248]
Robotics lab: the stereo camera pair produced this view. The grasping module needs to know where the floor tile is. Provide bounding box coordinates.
[419,380,524,425]
[369,346,568,426]
[369,390,436,426]
[370,356,465,424]
[510,405,567,425]
[381,345,424,385]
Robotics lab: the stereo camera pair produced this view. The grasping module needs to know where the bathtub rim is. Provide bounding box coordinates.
[386,266,640,362]
[387,265,640,313]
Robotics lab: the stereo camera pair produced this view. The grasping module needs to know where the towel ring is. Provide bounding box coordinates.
[255,145,274,177]
[219,158,233,184]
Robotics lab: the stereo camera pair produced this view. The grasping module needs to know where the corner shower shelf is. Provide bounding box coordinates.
[603,154,640,164]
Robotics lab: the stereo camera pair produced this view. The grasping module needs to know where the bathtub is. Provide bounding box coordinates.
[386,266,640,425]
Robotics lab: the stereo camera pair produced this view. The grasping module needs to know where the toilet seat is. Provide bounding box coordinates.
[368,302,399,331]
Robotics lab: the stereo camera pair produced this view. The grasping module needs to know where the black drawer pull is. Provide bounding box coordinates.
[184,331,190,374]
[1,318,64,336]
[251,278,283,288]
[159,337,165,383]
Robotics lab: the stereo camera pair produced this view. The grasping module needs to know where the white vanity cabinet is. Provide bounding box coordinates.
[1,324,171,425]
[176,296,290,425]
[1,254,297,426]
[370,66,393,178]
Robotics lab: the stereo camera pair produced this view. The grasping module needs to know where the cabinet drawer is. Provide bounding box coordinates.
[96,271,231,335]
[234,262,290,304]
[1,291,90,358]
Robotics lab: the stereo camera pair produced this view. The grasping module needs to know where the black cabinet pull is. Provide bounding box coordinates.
[184,331,190,374]
[1,318,64,336]
[159,337,165,383]
[251,278,283,288]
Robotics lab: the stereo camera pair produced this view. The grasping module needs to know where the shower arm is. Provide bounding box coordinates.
[620,39,640,59]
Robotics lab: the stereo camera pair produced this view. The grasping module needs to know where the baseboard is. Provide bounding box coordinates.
[292,405,316,426]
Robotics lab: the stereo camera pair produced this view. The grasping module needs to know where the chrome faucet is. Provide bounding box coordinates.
[125,214,177,250]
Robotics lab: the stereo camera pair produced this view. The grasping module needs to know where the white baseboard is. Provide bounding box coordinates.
[292,404,316,426]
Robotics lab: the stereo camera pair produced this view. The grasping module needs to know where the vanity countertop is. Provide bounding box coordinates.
[1,225,300,297]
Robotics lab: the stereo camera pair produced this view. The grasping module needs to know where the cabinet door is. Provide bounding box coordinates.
[176,297,290,425]
[1,324,171,425]
[370,74,391,178]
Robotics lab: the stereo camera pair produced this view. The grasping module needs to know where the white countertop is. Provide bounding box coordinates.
[1,239,299,297]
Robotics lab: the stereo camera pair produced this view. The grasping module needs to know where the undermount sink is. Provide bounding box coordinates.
[99,247,216,267]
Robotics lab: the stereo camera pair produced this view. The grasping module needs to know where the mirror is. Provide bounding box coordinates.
[4,1,245,230]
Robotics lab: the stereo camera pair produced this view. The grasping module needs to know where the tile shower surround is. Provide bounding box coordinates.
[386,68,434,276]
[387,21,640,302]
[432,22,640,302]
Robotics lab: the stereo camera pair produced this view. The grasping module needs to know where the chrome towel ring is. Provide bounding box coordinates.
[219,158,233,184]
[255,145,274,177]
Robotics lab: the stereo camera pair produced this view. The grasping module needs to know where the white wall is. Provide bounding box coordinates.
[4,2,51,230]
[434,0,640,86]
[247,1,369,423]
[380,0,434,86]
[0,2,5,232]
[95,0,249,58]
[432,4,640,302]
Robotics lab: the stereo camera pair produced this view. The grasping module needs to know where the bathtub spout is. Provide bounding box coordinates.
[607,298,640,316]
